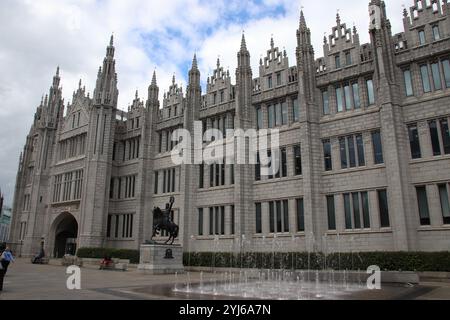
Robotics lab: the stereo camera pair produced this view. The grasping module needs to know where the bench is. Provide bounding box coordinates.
[99,258,129,271]
[61,255,83,267]
[30,257,50,265]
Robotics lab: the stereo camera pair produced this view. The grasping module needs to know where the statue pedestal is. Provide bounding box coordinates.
[137,244,184,275]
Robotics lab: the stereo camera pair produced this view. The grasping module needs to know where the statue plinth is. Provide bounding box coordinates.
[137,244,184,275]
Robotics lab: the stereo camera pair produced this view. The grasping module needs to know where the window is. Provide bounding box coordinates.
[209,164,214,187]
[293,145,302,176]
[323,140,332,171]
[441,119,450,155]
[416,186,430,226]
[276,72,282,86]
[432,25,440,41]
[443,59,450,88]
[352,193,362,229]
[256,107,262,130]
[429,120,441,156]
[296,198,305,232]
[352,83,361,109]
[199,164,204,189]
[438,184,450,224]
[109,179,114,199]
[255,152,261,181]
[361,192,371,228]
[281,148,287,178]
[154,171,159,194]
[198,208,204,235]
[340,135,365,169]
[335,55,341,69]
[209,208,214,235]
[213,93,217,105]
[275,103,282,127]
[293,98,300,122]
[107,215,112,238]
[336,87,344,112]
[283,200,289,232]
[256,203,262,234]
[269,202,275,233]
[344,85,352,110]
[281,102,288,125]
[345,52,352,66]
[421,65,431,93]
[378,190,390,228]
[431,62,442,90]
[220,206,225,235]
[344,194,352,229]
[340,138,347,169]
[404,70,414,96]
[230,205,235,235]
[366,79,375,105]
[327,195,336,230]
[408,124,422,159]
[322,91,330,115]
[268,76,273,89]
[372,131,384,164]
[220,90,224,103]
[269,201,289,233]
[418,30,426,45]
[268,105,274,128]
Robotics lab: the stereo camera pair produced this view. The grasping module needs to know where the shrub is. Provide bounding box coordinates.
[77,247,139,264]
[183,251,450,272]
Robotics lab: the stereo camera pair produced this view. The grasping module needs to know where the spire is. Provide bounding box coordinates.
[270,36,274,49]
[217,57,220,68]
[135,90,138,100]
[300,10,306,28]
[53,66,61,88]
[192,54,198,70]
[240,32,247,51]
[151,70,157,86]
[106,33,115,58]
[172,73,175,85]
[79,79,82,90]
[336,11,341,25]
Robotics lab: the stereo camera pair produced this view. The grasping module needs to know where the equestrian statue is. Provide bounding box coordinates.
[151,196,179,245]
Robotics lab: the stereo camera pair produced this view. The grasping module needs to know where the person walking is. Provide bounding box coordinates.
[1,247,15,273]
[0,247,14,292]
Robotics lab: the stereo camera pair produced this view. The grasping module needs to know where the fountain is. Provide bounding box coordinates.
[173,232,378,300]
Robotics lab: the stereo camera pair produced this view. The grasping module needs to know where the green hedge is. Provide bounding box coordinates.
[75,249,450,271]
[183,252,450,272]
[77,248,140,264]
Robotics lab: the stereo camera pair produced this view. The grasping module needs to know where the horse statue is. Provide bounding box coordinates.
[151,196,179,245]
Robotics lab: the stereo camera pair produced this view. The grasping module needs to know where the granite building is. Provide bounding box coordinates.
[9,0,450,258]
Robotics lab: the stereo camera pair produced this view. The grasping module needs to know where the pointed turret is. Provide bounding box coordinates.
[188,54,201,87]
[107,33,115,58]
[240,32,247,51]
[93,35,118,107]
[52,66,61,88]
[237,33,250,67]
[147,70,159,108]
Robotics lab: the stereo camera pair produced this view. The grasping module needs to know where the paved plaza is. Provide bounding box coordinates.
[1,259,450,300]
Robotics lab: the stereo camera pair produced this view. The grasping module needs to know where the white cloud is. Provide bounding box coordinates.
[0,0,409,205]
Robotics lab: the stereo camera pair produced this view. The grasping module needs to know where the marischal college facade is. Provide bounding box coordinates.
[9,0,450,258]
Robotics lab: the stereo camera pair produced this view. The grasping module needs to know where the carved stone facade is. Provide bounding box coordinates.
[9,0,450,257]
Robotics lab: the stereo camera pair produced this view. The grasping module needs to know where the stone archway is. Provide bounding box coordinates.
[51,212,78,258]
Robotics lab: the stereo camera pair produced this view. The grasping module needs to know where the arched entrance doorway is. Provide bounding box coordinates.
[52,213,78,258]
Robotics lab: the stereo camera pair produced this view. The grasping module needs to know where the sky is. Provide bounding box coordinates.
[0,0,410,206]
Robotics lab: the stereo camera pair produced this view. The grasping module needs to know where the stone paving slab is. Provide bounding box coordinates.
[1,259,449,300]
